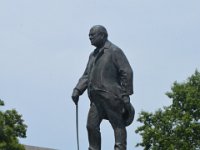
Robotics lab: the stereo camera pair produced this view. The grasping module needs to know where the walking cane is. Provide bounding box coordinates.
[76,103,80,150]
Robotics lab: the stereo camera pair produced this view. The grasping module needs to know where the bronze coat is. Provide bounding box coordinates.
[75,40,133,100]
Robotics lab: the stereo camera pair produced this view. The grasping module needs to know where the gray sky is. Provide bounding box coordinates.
[0,0,200,149]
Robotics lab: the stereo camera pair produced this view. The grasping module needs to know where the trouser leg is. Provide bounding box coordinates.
[87,103,102,150]
[113,127,127,150]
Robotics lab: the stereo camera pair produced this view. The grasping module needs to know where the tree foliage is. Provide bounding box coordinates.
[0,99,27,150]
[135,71,200,150]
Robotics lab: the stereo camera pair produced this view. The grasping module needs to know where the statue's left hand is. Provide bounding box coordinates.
[122,95,130,114]
[122,95,130,104]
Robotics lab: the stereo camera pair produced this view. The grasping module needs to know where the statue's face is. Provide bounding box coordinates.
[89,28,104,47]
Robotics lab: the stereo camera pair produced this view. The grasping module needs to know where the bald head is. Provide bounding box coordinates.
[89,25,108,48]
[90,25,108,39]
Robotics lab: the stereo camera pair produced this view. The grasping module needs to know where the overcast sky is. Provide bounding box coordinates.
[0,0,200,150]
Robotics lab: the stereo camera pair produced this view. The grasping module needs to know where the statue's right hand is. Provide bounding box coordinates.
[72,88,80,105]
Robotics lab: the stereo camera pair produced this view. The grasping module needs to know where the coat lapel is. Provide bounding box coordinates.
[94,41,111,63]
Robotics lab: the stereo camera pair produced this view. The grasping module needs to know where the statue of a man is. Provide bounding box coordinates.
[72,25,134,150]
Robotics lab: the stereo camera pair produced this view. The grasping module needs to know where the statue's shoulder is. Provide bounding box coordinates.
[107,41,122,52]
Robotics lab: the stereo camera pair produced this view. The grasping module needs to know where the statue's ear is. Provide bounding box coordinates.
[100,32,105,39]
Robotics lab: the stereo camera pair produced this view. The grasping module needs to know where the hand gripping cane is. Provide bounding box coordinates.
[76,104,80,150]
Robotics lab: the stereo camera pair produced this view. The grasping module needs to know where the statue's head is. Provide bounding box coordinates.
[89,25,108,48]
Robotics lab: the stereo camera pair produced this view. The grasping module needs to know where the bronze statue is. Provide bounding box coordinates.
[72,25,134,150]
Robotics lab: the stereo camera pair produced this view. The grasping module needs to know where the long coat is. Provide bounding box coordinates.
[75,40,133,100]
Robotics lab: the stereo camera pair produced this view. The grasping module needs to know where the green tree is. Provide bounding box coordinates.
[0,99,27,150]
[135,71,200,150]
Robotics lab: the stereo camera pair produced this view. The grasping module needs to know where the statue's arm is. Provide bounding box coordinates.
[113,49,133,96]
[74,54,92,95]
